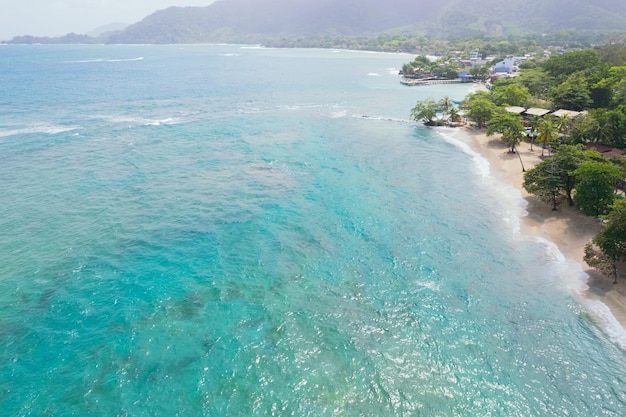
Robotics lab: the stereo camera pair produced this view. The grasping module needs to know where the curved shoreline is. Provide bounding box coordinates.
[452,125,626,337]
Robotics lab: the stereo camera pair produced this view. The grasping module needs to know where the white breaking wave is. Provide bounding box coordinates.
[436,127,527,236]
[98,114,185,127]
[67,57,144,63]
[0,124,79,138]
[354,114,413,124]
[582,299,626,351]
[437,128,491,179]
[535,235,626,351]
[142,117,182,126]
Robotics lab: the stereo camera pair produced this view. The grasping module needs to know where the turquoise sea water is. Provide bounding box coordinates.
[1,44,625,416]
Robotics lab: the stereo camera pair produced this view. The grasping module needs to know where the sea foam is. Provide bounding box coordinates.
[0,124,79,138]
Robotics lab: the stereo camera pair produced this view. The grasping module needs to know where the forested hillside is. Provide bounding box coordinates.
[104,0,626,44]
[5,0,626,44]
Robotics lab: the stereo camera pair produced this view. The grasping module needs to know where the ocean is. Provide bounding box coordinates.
[0,44,625,416]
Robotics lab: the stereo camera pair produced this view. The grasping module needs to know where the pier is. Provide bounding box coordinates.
[400,78,473,86]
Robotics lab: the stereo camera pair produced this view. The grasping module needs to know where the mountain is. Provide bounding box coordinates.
[87,23,130,38]
[428,0,626,38]
[4,0,626,45]
[106,0,447,44]
[104,0,626,44]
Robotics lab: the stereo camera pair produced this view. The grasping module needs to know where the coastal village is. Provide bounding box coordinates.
[399,49,526,85]
[401,46,625,158]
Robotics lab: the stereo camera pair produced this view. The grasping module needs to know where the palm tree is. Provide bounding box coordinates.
[591,117,612,144]
[448,106,461,123]
[439,96,454,119]
[528,115,542,151]
[556,114,571,134]
[555,114,573,143]
[536,117,558,156]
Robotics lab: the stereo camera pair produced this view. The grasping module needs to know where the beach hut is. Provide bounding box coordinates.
[551,109,586,118]
[458,72,473,82]
[505,106,525,114]
[523,108,551,118]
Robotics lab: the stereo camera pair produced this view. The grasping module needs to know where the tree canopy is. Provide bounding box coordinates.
[573,161,623,216]
[410,98,439,125]
[594,199,626,263]
[523,144,602,207]
[490,83,531,107]
[462,93,498,129]
[486,110,524,153]
[586,199,626,283]
[410,97,460,126]
[541,49,602,81]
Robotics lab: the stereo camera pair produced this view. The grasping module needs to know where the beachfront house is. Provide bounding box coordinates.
[505,106,525,115]
[551,109,588,119]
[493,57,516,73]
[493,56,526,74]
[458,72,474,82]
[523,108,551,119]
[408,68,434,79]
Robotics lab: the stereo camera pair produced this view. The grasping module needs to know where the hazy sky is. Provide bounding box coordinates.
[0,1,217,40]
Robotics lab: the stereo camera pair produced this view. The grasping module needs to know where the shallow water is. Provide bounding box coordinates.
[0,44,625,416]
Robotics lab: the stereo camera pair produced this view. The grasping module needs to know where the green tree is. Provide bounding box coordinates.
[573,161,622,216]
[491,83,531,107]
[536,117,558,156]
[517,67,555,98]
[448,106,461,123]
[401,63,414,75]
[486,110,524,153]
[595,43,626,66]
[410,98,439,126]
[542,49,601,82]
[589,108,626,148]
[584,242,619,284]
[608,66,626,106]
[586,199,626,283]
[594,199,626,281]
[523,158,563,208]
[432,62,461,79]
[464,97,498,129]
[469,65,489,81]
[555,114,572,136]
[554,144,600,205]
[528,115,542,151]
[523,144,599,207]
[568,114,596,144]
[551,73,593,111]
[439,96,454,118]
[412,55,432,68]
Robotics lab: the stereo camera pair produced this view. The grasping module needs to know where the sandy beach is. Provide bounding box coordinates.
[459,126,626,330]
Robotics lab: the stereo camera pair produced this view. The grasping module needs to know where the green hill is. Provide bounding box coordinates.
[6,0,626,44]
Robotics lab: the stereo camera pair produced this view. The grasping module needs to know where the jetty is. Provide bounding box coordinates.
[400,78,474,86]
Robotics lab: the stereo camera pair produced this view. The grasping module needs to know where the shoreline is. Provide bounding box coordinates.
[456,126,626,332]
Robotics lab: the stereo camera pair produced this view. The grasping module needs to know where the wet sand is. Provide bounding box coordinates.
[459,126,626,329]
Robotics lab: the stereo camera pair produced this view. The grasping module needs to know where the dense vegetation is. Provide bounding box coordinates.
[410,42,626,282]
[268,32,624,56]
